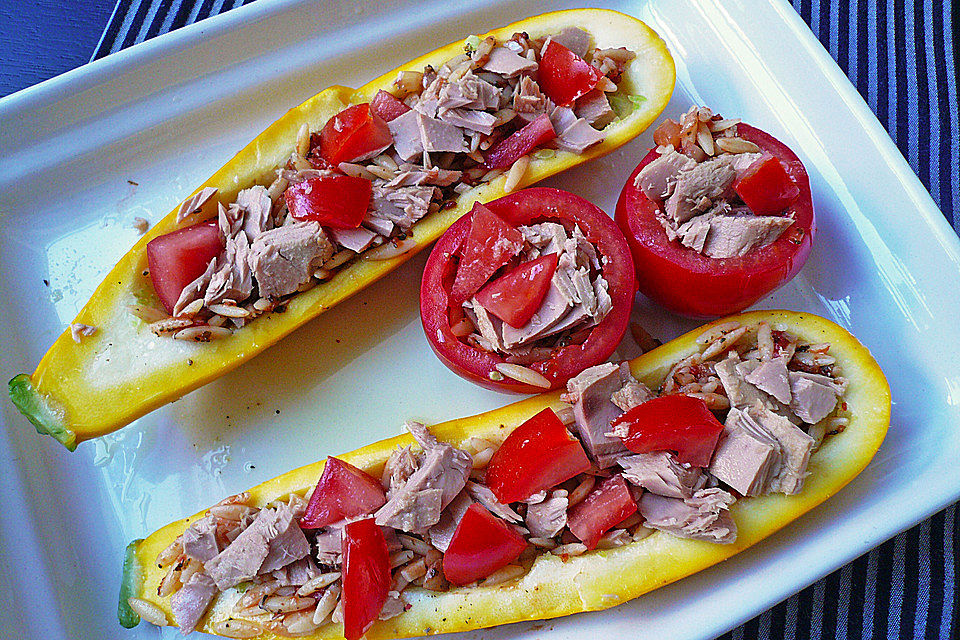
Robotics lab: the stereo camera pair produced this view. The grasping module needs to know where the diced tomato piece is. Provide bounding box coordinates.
[567,475,637,549]
[442,504,527,586]
[610,395,724,467]
[485,408,591,504]
[319,103,393,166]
[734,153,801,215]
[485,113,557,169]
[538,40,605,107]
[371,89,411,122]
[284,175,371,229]
[341,518,391,640]
[449,203,524,303]
[299,457,386,530]
[474,253,558,328]
[146,219,223,314]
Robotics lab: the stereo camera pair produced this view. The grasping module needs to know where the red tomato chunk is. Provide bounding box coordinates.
[300,457,386,529]
[486,408,592,504]
[442,504,527,586]
[146,219,223,314]
[475,252,558,328]
[371,89,411,122]
[319,103,393,166]
[285,175,371,229]
[734,154,801,215]
[341,518,391,640]
[484,113,556,169]
[449,203,524,304]
[611,394,724,467]
[567,475,637,549]
[537,40,604,107]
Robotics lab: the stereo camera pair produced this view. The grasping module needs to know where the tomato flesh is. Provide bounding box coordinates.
[734,154,801,215]
[449,202,524,304]
[319,103,393,166]
[371,89,411,122]
[341,518,391,640]
[567,475,637,549]
[442,504,527,586]
[610,394,724,467]
[475,252,558,328]
[300,457,386,530]
[537,40,604,107]
[146,219,223,314]
[421,188,635,393]
[285,175,371,229]
[615,123,815,317]
[485,408,591,504]
[484,113,556,169]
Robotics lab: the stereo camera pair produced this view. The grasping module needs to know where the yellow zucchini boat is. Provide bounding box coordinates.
[8,9,675,450]
[118,310,890,638]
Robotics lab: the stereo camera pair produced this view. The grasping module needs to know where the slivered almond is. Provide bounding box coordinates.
[207,304,250,319]
[715,137,761,154]
[697,121,715,156]
[494,363,551,388]
[127,598,168,627]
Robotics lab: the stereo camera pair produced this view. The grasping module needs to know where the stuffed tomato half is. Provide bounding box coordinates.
[119,310,890,639]
[616,106,814,317]
[420,187,635,393]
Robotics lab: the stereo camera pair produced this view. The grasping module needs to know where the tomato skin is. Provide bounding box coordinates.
[319,103,393,166]
[567,475,637,549]
[341,518,391,640]
[146,219,223,314]
[449,202,524,304]
[300,457,386,530]
[475,253,558,328]
[610,394,724,467]
[734,154,801,215]
[442,504,527,586]
[538,40,604,107]
[615,123,814,317]
[285,175,371,229]
[484,113,556,169]
[420,188,635,393]
[485,408,591,504]
[370,89,411,122]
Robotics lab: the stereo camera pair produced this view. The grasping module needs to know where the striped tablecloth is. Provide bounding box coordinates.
[87,1,960,638]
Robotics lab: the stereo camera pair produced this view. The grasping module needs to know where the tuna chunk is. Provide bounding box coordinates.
[466,481,522,523]
[619,451,705,499]
[171,572,218,633]
[386,166,462,188]
[513,76,549,119]
[237,186,274,243]
[700,213,794,259]
[525,489,569,538]
[708,406,781,496]
[664,158,738,224]
[248,222,334,299]
[204,504,309,590]
[634,150,697,202]
[438,108,497,135]
[427,490,473,552]
[745,358,792,405]
[549,27,591,58]
[387,110,424,161]
[714,356,768,409]
[369,184,438,231]
[499,281,571,346]
[482,46,537,77]
[182,516,220,563]
[375,422,472,532]
[639,488,737,543]
[555,118,606,154]
[313,526,343,566]
[205,232,254,307]
[382,445,419,498]
[564,362,632,468]
[755,406,814,494]
[437,72,500,112]
[328,226,378,253]
[611,380,654,412]
[789,372,840,424]
[575,89,616,129]
[417,112,467,154]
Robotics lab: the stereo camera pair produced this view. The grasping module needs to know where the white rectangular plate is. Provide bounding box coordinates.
[2,1,959,638]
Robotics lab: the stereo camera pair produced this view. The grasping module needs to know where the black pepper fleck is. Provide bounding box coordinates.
[43,279,49,286]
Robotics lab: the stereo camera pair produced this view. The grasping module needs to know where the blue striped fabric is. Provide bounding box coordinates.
[91,1,959,638]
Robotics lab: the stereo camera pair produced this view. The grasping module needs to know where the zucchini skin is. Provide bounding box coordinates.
[10,9,676,449]
[120,310,890,638]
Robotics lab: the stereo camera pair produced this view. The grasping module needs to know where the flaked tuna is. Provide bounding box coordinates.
[639,488,737,543]
[248,222,334,299]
